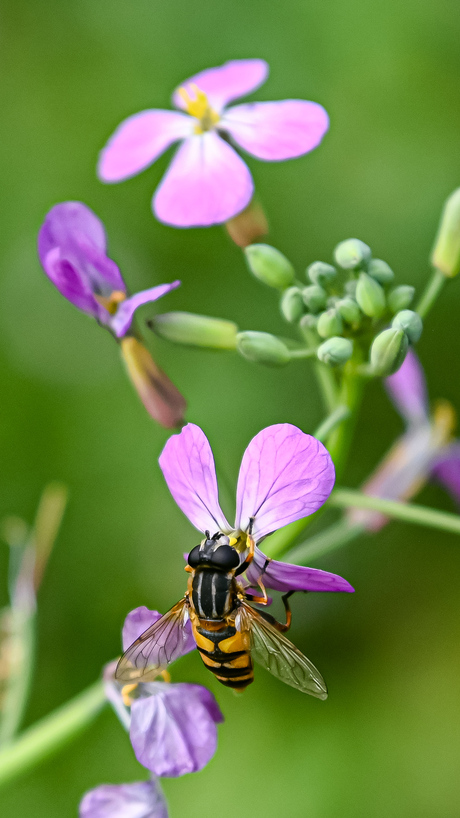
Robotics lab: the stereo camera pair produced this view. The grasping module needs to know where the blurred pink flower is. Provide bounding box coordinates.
[98,59,329,227]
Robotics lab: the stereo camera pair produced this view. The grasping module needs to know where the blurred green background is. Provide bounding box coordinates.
[1,0,460,815]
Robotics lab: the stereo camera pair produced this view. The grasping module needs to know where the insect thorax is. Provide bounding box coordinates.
[191,567,236,620]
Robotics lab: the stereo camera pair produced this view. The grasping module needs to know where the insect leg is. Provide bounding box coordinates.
[276,590,295,632]
[247,575,269,606]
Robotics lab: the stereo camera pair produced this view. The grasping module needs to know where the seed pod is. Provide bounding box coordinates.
[317,337,353,367]
[334,239,371,270]
[355,273,386,318]
[317,308,344,339]
[236,331,291,366]
[302,284,327,314]
[306,261,337,287]
[387,285,415,314]
[367,259,395,285]
[245,244,295,289]
[391,310,423,343]
[370,328,409,375]
[431,187,460,277]
[150,312,238,349]
[280,287,305,323]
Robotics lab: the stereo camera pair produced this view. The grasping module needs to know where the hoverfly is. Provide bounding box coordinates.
[116,526,328,699]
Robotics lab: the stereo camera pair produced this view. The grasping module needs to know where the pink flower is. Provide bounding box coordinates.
[98,59,329,228]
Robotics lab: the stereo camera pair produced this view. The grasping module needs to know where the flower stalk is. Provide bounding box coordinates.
[329,488,460,535]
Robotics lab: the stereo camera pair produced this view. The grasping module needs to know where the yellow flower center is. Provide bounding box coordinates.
[177,84,220,134]
[95,290,126,316]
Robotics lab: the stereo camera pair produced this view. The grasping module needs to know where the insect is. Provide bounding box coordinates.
[116,528,327,699]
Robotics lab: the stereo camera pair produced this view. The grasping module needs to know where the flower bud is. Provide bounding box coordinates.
[150,312,238,349]
[387,285,415,314]
[336,297,361,329]
[391,309,423,343]
[299,314,318,342]
[317,308,343,339]
[334,239,371,270]
[306,261,337,287]
[355,273,386,318]
[317,337,353,367]
[431,187,460,277]
[244,244,295,289]
[370,328,409,376]
[120,337,186,428]
[280,287,305,323]
[367,258,395,285]
[302,284,327,313]
[236,331,291,367]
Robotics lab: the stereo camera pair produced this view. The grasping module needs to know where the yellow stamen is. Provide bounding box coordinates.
[177,83,220,134]
[95,290,126,316]
[159,669,171,683]
[121,683,138,706]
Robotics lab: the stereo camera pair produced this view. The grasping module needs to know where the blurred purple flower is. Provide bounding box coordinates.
[106,606,223,778]
[348,349,459,531]
[159,422,354,594]
[98,59,329,228]
[80,780,168,818]
[38,202,186,428]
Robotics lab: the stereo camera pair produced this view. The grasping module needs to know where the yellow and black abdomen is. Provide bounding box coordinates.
[192,618,253,691]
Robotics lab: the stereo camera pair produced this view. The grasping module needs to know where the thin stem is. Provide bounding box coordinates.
[313,361,338,413]
[330,489,460,535]
[0,609,35,747]
[289,348,317,360]
[313,406,351,443]
[326,369,364,479]
[0,680,106,789]
[416,268,446,319]
[284,520,364,564]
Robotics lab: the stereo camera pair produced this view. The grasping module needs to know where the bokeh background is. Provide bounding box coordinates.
[1,1,460,816]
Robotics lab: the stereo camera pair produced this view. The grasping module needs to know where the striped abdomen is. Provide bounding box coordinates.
[192,618,254,691]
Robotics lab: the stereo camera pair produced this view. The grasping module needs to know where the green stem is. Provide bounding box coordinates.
[314,405,351,443]
[0,680,106,789]
[330,489,460,535]
[326,369,364,479]
[289,348,317,360]
[0,609,36,747]
[313,360,338,413]
[284,520,364,564]
[416,268,446,319]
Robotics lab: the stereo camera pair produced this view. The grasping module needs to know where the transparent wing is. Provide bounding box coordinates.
[116,598,191,682]
[237,601,327,699]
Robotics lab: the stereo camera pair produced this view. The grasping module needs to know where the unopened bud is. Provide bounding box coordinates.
[317,337,353,367]
[120,337,186,428]
[150,312,238,349]
[431,187,460,277]
[370,328,408,376]
[355,273,386,318]
[306,261,337,287]
[368,259,395,285]
[299,314,318,342]
[317,309,343,339]
[387,285,415,314]
[336,297,361,329]
[280,287,304,323]
[236,331,291,367]
[391,309,423,343]
[245,244,295,289]
[334,239,371,270]
[302,284,327,313]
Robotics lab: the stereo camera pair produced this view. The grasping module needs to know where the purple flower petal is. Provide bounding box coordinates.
[79,781,167,818]
[159,423,231,534]
[245,545,354,593]
[153,132,253,227]
[172,59,268,114]
[38,202,125,302]
[40,250,103,319]
[431,441,460,506]
[122,605,196,662]
[98,110,193,183]
[130,683,223,777]
[385,349,429,426]
[235,424,335,541]
[111,281,181,338]
[222,100,329,161]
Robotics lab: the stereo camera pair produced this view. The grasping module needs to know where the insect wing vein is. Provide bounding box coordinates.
[116,598,190,682]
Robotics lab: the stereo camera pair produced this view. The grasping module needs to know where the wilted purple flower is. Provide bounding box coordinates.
[80,780,168,818]
[348,349,459,530]
[106,606,223,778]
[98,59,329,228]
[38,202,186,427]
[158,422,354,594]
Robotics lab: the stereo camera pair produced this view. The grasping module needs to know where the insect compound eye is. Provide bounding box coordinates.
[187,545,202,568]
[210,544,240,570]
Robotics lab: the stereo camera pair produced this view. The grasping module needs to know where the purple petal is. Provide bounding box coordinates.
[235,424,335,541]
[40,250,103,319]
[245,545,354,593]
[153,132,253,227]
[159,423,231,534]
[130,683,223,777]
[98,110,193,183]
[431,441,460,506]
[122,605,196,662]
[385,349,429,425]
[111,281,181,338]
[172,59,268,113]
[79,781,167,818]
[222,100,329,161]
